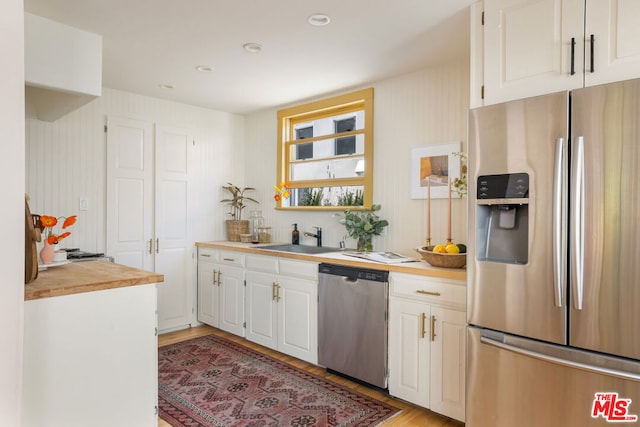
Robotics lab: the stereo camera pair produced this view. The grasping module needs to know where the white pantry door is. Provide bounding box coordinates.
[107,117,194,332]
[106,116,154,271]
[154,125,193,332]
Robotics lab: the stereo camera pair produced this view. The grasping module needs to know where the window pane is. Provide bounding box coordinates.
[296,143,313,160]
[286,185,364,207]
[293,111,364,139]
[289,134,364,161]
[290,156,364,181]
[335,136,356,155]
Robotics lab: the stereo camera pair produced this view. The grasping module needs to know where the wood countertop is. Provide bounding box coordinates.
[25,261,164,301]
[196,241,467,282]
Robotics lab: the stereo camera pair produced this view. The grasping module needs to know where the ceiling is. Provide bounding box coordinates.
[24,0,474,115]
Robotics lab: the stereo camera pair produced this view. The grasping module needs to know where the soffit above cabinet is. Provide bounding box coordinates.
[24,12,102,122]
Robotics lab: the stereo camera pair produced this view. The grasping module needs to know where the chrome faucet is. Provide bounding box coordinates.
[303,227,322,247]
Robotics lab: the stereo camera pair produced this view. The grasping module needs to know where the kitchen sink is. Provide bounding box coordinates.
[257,244,341,254]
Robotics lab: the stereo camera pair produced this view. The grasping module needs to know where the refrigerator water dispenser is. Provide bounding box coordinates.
[475,173,529,264]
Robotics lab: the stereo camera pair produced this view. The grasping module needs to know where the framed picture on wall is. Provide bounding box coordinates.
[410,142,461,199]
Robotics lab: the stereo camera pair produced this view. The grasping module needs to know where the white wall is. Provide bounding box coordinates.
[25,88,246,253]
[245,60,470,255]
[1,0,25,424]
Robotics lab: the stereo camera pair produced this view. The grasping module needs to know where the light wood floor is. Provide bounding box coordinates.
[157,325,464,427]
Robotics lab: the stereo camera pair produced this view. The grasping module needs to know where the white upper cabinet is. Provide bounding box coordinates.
[25,13,102,121]
[475,0,640,106]
[584,0,640,87]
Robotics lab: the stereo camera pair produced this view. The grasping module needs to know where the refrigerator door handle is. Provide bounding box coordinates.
[480,335,640,382]
[552,137,567,307]
[571,136,585,310]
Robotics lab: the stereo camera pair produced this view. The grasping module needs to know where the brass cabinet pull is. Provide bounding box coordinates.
[148,239,153,254]
[431,315,437,342]
[212,270,218,286]
[217,270,222,286]
[201,253,212,257]
[275,284,281,302]
[416,290,441,297]
[156,238,160,254]
[420,312,426,339]
[272,282,277,301]
[223,258,234,262]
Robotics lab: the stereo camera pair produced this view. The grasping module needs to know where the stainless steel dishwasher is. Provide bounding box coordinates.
[318,263,389,389]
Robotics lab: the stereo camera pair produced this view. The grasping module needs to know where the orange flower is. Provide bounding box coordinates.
[40,215,58,228]
[274,182,291,201]
[62,215,77,229]
[40,214,76,245]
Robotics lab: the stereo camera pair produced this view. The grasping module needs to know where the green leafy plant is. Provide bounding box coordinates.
[299,188,324,206]
[335,204,389,251]
[337,188,364,206]
[220,183,258,220]
[452,152,467,198]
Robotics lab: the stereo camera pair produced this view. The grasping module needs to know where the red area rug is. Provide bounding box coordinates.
[158,334,400,427]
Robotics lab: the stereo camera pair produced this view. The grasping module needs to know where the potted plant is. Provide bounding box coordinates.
[336,204,389,252]
[220,183,258,241]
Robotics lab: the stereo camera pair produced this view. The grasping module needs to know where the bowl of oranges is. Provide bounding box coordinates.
[416,242,467,269]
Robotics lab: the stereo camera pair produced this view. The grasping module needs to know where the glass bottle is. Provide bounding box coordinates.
[249,210,264,243]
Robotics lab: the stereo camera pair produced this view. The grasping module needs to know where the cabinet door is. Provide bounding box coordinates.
[388,298,430,408]
[585,0,640,87]
[245,270,278,350]
[197,261,218,327]
[277,275,318,365]
[218,265,245,337]
[430,306,466,422]
[483,0,584,105]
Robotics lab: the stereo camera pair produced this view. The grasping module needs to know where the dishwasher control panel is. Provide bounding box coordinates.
[319,263,389,282]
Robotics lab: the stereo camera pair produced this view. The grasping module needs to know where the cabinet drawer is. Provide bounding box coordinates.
[198,247,219,263]
[246,254,278,274]
[279,259,318,280]
[390,272,465,309]
[218,250,244,267]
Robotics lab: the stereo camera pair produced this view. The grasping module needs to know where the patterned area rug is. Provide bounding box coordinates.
[158,335,400,427]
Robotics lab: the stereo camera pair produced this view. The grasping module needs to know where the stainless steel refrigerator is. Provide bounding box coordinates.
[467,78,640,426]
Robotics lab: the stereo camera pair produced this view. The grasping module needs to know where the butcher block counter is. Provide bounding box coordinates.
[22,260,162,427]
[25,260,164,300]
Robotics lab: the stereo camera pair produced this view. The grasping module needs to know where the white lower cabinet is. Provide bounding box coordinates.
[245,255,318,365]
[388,272,466,422]
[197,247,245,337]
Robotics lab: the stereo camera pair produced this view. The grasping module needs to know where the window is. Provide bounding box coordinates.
[295,126,314,160]
[334,118,356,155]
[277,88,374,209]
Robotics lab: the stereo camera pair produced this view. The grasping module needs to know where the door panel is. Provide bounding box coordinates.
[106,116,153,270]
[155,125,192,331]
[570,79,640,359]
[468,91,569,344]
[484,0,584,104]
[467,327,640,427]
[585,0,640,86]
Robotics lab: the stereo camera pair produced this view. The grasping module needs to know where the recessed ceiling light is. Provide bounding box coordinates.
[195,65,214,72]
[158,84,174,90]
[308,13,331,26]
[242,42,263,53]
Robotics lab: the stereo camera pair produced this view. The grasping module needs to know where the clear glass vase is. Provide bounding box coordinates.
[357,235,373,252]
